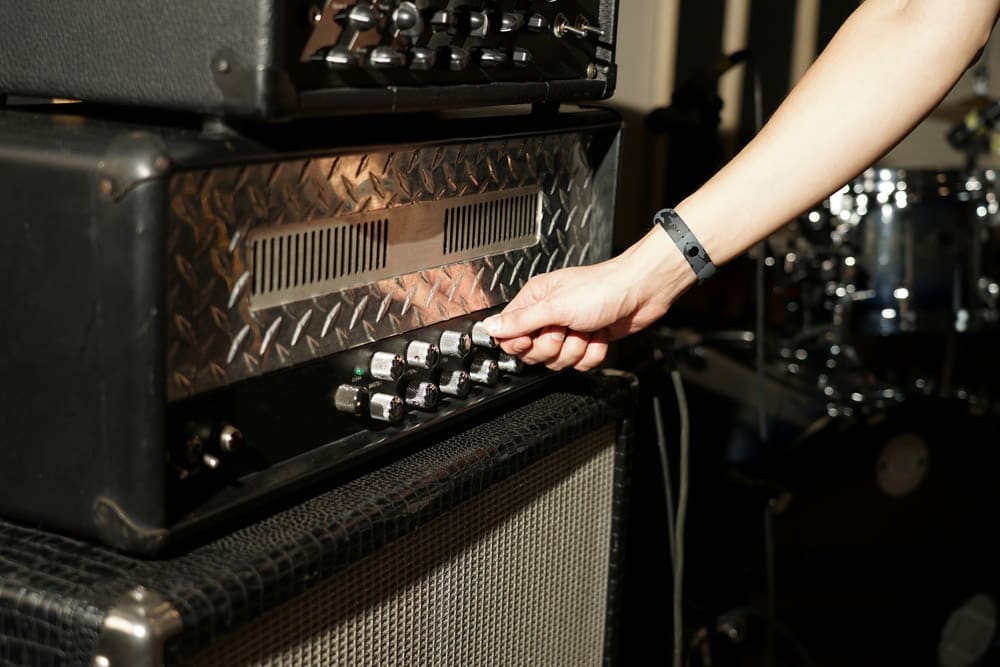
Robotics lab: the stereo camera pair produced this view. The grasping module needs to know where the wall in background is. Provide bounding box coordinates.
[607,0,999,245]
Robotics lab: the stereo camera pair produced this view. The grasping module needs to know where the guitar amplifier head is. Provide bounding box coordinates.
[0,0,618,118]
[0,105,622,553]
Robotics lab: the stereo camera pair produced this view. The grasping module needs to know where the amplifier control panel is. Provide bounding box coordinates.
[165,308,547,522]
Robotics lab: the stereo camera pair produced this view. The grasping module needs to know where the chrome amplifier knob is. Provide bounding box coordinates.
[369,393,405,423]
[471,321,498,348]
[334,384,369,416]
[497,353,524,375]
[406,340,440,369]
[439,330,472,358]
[439,370,471,398]
[405,381,440,409]
[370,352,405,381]
[469,357,499,386]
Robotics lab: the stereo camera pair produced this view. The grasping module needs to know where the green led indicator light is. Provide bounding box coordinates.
[354,366,366,377]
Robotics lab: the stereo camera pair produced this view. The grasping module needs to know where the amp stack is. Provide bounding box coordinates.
[0,2,627,667]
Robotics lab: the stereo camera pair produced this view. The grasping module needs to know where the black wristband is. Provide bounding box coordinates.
[653,208,717,283]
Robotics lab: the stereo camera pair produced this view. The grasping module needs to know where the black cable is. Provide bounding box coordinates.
[670,369,691,667]
[653,395,677,567]
[764,500,777,667]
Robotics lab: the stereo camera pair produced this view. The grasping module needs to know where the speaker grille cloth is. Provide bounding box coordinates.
[190,424,616,667]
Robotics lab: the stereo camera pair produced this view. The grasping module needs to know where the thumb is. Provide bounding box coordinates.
[482,302,559,339]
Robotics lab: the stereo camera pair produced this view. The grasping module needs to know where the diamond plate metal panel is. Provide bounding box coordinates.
[166,131,616,400]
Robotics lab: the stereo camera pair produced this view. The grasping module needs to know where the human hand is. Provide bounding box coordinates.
[482,227,696,370]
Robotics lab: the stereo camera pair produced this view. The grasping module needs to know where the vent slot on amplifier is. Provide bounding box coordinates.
[249,187,540,310]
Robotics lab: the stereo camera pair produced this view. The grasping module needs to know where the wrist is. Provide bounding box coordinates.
[616,225,698,314]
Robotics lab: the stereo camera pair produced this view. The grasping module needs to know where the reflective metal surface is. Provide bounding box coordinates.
[166,131,614,399]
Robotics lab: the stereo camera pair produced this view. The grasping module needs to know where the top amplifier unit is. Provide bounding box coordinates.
[0,0,618,119]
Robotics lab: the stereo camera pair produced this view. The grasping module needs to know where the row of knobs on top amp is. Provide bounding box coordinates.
[316,1,604,72]
[333,320,524,424]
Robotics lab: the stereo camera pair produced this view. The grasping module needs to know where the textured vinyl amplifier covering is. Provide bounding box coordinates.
[0,377,630,667]
[166,130,617,400]
[191,425,616,667]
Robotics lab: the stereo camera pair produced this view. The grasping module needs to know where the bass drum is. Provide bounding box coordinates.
[772,401,1000,665]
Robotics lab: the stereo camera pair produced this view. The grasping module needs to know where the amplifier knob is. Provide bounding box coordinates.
[430,9,457,34]
[497,353,524,375]
[476,49,507,68]
[526,13,549,32]
[370,351,406,380]
[439,370,471,398]
[406,340,441,369]
[370,392,405,423]
[334,384,370,416]
[369,46,407,68]
[448,47,471,71]
[405,381,440,409]
[439,330,472,358]
[469,357,500,386]
[469,11,489,38]
[500,12,525,32]
[323,47,357,69]
[409,47,437,71]
[512,48,533,68]
[340,3,380,31]
[471,321,498,348]
[391,1,423,37]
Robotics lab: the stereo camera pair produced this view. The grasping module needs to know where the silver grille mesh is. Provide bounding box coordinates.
[190,425,616,667]
[246,188,540,311]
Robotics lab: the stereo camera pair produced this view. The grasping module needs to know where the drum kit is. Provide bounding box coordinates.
[765,87,1000,421]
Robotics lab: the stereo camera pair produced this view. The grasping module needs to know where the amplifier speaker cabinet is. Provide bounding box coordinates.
[0,105,622,553]
[0,0,618,118]
[0,374,633,667]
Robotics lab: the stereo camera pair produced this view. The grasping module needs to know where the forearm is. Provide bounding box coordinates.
[660,0,998,269]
